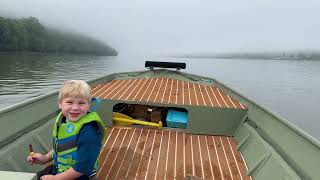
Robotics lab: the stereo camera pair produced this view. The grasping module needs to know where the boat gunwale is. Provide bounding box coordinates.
[0,90,58,114]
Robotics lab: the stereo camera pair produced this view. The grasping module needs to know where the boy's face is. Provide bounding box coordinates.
[59,96,90,122]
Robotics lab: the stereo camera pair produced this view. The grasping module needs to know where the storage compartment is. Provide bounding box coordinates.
[166,109,188,129]
[112,103,188,129]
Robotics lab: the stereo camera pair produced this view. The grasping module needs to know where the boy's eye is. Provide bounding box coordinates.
[79,102,87,105]
[66,101,73,104]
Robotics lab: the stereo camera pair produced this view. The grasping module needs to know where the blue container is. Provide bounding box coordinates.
[166,110,188,128]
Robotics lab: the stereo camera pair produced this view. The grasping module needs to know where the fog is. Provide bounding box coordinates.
[1,0,320,55]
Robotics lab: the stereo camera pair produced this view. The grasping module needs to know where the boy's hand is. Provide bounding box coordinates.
[27,153,50,165]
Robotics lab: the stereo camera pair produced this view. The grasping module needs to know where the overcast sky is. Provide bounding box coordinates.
[1,0,320,55]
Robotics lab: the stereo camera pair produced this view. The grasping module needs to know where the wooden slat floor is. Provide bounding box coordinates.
[92,77,247,109]
[96,127,252,180]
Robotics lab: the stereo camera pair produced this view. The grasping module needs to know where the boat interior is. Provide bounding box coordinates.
[91,72,250,180]
[1,61,319,179]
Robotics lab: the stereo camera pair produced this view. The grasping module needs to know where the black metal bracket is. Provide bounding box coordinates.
[145,61,186,70]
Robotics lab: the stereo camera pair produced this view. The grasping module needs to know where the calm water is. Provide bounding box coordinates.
[0,53,320,141]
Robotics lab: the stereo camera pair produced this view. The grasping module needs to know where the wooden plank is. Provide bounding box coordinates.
[91,77,247,109]
[97,127,252,180]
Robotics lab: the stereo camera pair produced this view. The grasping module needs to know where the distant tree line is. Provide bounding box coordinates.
[214,51,320,60]
[180,51,320,60]
[0,16,117,56]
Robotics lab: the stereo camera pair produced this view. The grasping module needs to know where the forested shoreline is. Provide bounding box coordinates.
[0,16,117,56]
[176,51,320,60]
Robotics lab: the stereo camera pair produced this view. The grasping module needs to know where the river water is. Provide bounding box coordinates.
[0,52,319,141]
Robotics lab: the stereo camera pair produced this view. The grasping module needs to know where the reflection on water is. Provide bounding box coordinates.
[0,52,320,141]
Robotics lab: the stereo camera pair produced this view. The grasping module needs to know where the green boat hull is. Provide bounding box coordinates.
[0,69,319,180]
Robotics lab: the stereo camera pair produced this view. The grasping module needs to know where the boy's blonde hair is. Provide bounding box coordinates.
[58,80,92,103]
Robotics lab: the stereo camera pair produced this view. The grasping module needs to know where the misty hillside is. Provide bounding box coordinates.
[0,16,117,56]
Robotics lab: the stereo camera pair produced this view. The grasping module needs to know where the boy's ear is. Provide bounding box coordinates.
[58,103,62,109]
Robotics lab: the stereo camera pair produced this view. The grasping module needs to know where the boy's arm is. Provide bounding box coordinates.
[72,123,102,175]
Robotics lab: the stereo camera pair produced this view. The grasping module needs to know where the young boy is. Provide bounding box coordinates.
[27,80,105,180]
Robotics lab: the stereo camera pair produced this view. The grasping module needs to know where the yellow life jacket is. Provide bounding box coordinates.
[52,112,105,174]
